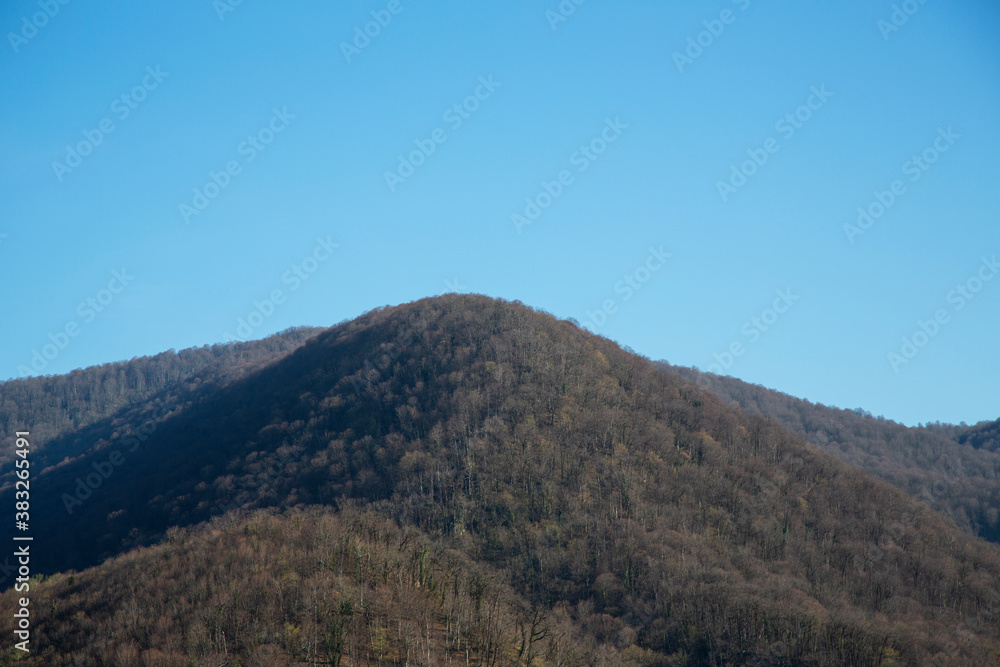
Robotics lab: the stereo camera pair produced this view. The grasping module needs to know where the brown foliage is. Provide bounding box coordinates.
[3,295,1000,664]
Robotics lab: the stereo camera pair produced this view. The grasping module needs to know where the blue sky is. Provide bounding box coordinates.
[1,0,998,427]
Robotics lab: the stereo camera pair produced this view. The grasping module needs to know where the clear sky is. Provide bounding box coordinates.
[2,0,998,427]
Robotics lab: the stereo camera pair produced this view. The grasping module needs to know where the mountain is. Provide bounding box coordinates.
[2,295,999,665]
[933,418,1000,454]
[658,364,1000,544]
[0,326,321,464]
[0,327,318,591]
[5,507,613,667]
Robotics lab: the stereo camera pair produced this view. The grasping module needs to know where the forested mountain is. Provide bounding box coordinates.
[4,507,633,666]
[932,418,1000,454]
[0,327,320,466]
[2,296,999,665]
[659,364,1000,544]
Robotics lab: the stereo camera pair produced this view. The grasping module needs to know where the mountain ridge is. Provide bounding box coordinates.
[2,295,999,664]
[660,363,1000,544]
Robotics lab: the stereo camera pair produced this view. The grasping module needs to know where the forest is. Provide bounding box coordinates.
[1,295,998,665]
[660,363,1000,544]
[0,325,320,468]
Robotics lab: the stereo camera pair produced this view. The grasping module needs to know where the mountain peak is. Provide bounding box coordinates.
[5,295,1000,664]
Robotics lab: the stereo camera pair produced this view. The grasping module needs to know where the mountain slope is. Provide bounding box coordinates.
[4,295,1000,664]
[2,507,626,667]
[659,364,1000,544]
[942,418,1000,454]
[0,326,321,463]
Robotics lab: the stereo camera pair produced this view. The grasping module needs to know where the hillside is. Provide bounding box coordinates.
[932,418,1000,454]
[3,295,1000,664]
[0,326,321,463]
[2,507,626,666]
[659,364,1000,544]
